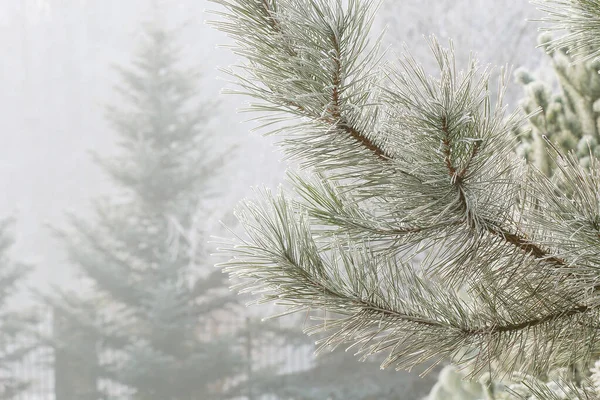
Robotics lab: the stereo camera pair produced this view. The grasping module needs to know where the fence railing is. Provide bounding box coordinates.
[7,307,314,400]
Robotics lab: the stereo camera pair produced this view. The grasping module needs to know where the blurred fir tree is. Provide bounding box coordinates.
[0,218,37,399]
[514,33,600,177]
[42,24,246,400]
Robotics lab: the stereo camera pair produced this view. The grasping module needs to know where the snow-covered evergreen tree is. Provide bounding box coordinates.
[210,0,600,399]
[515,32,600,176]
[44,23,244,400]
[0,218,37,399]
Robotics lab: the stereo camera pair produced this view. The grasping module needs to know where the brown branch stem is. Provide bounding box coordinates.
[298,251,590,336]
[440,116,567,266]
[262,0,389,161]
[463,304,590,335]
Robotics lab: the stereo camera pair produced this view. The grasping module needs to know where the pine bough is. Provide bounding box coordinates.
[209,0,600,398]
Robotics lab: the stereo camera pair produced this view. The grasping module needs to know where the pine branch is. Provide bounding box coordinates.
[382,42,568,270]
[212,0,600,390]
[212,2,585,271]
[211,0,395,171]
[463,304,590,336]
[486,227,564,265]
[327,21,389,161]
[221,191,599,377]
[215,0,573,281]
[527,148,600,273]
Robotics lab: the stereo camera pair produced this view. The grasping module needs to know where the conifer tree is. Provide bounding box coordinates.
[210,0,600,399]
[0,218,36,399]
[45,24,244,400]
[515,33,600,177]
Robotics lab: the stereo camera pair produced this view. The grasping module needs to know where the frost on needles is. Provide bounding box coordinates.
[210,0,600,398]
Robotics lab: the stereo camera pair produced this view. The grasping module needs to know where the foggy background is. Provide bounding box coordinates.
[0,0,550,399]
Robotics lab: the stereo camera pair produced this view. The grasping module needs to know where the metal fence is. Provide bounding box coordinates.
[8,308,313,400]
